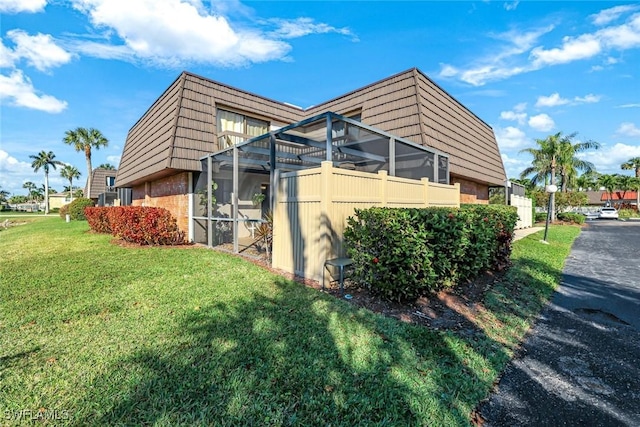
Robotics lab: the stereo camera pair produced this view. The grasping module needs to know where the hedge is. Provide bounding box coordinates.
[85,206,185,246]
[68,198,94,220]
[344,205,518,301]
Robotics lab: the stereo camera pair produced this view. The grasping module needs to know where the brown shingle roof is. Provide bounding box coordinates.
[116,68,506,188]
[85,168,117,199]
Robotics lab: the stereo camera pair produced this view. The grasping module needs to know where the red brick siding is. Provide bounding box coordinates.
[452,177,489,205]
[130,173,190,233]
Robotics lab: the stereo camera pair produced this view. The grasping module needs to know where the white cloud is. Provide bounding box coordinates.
[443,6,640,86]
[535,92,570,108]
[580,143,640,174]
[5,30,73,72]
[0,69,67,113]
[616,122,640,137]
[574,94,601,103]
[503,1,519,12]
[0,0,47,14]
[495,126,529,149]
[531,34,602,66]
[106,155,121,166]
[67,0,355,68]
[617,103,640,108]
[501,153,532,179]
[0,149,37,195]
[591,5,640,26]
[528,114,555,132]
[513,102,527,112]
[269,18,357,41]
[438,25,554,86]
[500,110,527,125]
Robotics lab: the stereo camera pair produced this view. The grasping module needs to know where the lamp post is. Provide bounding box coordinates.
[542,184,558,243]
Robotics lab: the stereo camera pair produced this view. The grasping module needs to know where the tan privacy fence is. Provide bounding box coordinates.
[510,194,533,229]
[272,161,460,282]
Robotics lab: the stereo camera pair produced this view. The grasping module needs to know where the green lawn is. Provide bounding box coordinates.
[0,218,580,426]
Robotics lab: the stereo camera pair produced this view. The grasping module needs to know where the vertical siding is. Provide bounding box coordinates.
[272,162,459,283]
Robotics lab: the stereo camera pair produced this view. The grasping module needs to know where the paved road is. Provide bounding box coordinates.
[479,221,640,426]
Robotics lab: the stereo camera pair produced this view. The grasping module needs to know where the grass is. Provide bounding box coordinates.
[0,217,580,426]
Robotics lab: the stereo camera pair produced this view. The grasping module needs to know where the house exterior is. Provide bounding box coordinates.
[116,68,507,238]
[48,193,71,210]
[601,190,639,209]
[85,168,118,206]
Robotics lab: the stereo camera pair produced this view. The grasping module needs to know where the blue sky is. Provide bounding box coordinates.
[1,0,639,196]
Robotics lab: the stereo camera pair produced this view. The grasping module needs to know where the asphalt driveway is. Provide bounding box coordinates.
[479,221,640,426]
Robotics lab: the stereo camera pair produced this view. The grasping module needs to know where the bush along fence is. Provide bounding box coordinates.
[85,206,185,246]
[344,205,519,302]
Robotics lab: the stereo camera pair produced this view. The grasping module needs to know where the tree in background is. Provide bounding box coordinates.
[621,157,640,177]
[556,133,600,192]
[97,163,116,170]
[575,171,601,191]
[22,181,37,202]
[60,165,81,203]
[0,187,9,204]
[598,174,619,206]
[29,151,64,214]
[63,127,109,198]
[520,132,600,221]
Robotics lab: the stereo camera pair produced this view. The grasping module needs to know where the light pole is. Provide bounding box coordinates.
[542,184,558,243]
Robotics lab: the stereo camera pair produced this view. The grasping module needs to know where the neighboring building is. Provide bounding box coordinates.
[48,193,71,210]
[601,190,638,208]
[116,68,507,236]
[85,168,118,206]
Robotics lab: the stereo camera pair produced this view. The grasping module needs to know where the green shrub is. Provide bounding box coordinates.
[618,208,640,219]
[59,204,70,219]
[535,212,548,223]
[557,212,585,224]
[68,198,94,220]
[50,207,60,214]
[344,205,518,302]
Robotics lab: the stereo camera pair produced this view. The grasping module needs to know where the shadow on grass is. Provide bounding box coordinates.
[71,276,513,426]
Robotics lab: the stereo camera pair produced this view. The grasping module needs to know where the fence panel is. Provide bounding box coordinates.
[272,161,460,283]
[510,194,533,229]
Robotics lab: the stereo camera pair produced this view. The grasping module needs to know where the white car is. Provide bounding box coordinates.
[598,207,619,219]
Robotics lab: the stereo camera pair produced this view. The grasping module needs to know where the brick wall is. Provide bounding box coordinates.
[131,173,190,233]
[451,177,489,204]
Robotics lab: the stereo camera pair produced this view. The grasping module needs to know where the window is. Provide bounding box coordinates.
[217,109,269,148]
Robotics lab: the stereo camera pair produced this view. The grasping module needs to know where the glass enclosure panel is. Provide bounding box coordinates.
[395,141,435,180]
[438,155,449,184]
[333,133,389,174]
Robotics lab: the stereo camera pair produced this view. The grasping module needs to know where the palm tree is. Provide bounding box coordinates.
[23,181,37,202]
[520,133,563,221]
[0,187,9,204]
[29,151,64,214]
[63,127,109,198]
[60,165,81,203]
[98,163,116,170]
[598,174,619,207]
[556,133,600,192]
[621,157,640,177]
[520,132,600,220]
[575,171,601,192]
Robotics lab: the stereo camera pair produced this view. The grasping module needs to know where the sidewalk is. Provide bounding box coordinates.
[513,226,544,241]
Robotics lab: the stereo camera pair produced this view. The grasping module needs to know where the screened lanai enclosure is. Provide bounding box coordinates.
[192,112,458,280]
